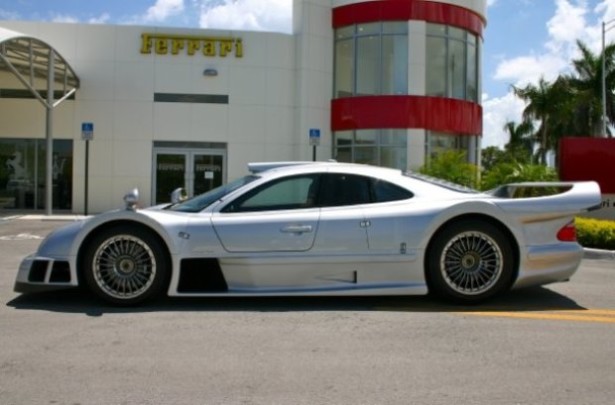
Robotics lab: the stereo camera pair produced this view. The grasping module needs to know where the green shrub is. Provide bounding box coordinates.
[419,150,479,189]
[576,217,615,250]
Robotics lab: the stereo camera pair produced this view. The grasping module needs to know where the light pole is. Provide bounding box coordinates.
[601,19,615,137]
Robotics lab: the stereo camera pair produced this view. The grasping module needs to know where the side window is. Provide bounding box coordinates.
[222,175,319,212]
[372,179,413,202]
[319,174,371,207]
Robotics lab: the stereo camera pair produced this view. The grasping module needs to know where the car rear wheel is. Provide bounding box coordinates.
[427,220,514,304]
[82,225,168,306]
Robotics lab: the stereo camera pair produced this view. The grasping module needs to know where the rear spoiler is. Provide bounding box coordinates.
[248,161,334,173]
[489,181,602,214]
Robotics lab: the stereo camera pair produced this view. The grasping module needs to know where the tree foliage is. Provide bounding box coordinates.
[419,150,479,189]
[510,41,615,165]
[481,162,558,191]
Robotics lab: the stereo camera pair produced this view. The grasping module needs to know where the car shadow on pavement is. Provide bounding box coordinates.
[6,286,586,317]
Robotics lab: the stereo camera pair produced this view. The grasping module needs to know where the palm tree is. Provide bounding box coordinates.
[568,40,615,137]
[503,120,534,162]
[512,78,555,165]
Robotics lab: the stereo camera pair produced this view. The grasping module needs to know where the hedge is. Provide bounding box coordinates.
[576,217,615,250]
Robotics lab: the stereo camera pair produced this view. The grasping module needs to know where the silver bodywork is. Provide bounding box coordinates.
[15,162,602,299]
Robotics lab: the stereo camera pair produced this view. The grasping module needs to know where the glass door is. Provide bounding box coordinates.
[153,149,225,205]
[192,154,224,196]
[154,152,186,205]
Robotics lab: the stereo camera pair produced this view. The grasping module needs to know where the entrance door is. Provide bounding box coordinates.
[153,149,225,205]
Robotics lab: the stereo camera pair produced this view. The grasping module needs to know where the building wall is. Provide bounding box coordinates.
[0,21,313,212]
[1,0,488,213]
[329,0,486,170]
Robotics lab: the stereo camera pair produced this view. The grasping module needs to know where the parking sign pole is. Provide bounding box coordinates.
[81,122,93,216]
[309,129,320,162]
[84,139,89,216]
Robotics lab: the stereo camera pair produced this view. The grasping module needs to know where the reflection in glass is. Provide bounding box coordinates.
[0,139,72,210]
[334,22,409,97]
[333,130,408,170]
[426,23,480,102]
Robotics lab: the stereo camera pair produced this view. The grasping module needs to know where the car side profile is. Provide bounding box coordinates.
[15,161,601,306]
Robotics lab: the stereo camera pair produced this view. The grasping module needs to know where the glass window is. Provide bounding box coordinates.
[449,38,466,99]
[383,22,408,35]
[333,129,408,170]
[382,35,408,95]
[380,146,407,170]
[426,36,446,97]
[426,23,480,102]
[224,175,319,212]
[334,22,409,97]
[336,25,355,40]
[426,132,479,165]
[334,38,354,98]
[354,146,378,165]
[356,35,381,95]
[0,139,72,210]
[357,22,380,36]
[466,38,478,102]
[372,179,413,202]
[320,174,371,207]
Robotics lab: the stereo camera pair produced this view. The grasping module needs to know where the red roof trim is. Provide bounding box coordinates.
[333,0,484,37]
[331,95,482,135]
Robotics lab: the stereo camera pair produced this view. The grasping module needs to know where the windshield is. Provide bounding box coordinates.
[167,175,259,212]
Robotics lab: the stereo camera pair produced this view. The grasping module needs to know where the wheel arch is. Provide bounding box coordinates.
[423,213,521,292]
[76,220,173,284]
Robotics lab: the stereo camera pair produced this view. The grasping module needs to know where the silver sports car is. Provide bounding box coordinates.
[15,161,601,306]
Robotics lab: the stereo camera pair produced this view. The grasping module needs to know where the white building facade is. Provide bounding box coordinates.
[0,0,486,213]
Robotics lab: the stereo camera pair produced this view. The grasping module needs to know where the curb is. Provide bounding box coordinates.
[584,248,615,260]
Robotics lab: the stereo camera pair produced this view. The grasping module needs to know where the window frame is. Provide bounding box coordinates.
[221,174,321,213]
[334,21,409,98]
[426,23,480,102]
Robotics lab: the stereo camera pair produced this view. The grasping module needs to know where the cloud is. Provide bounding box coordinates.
[494,54,567,87]
[482,92,526,148]
[144,0,185,22]
[198,0,292,33]
[88,13,111,24]
[483,0,614,150]
[51,14,79,23]
[0,8,20,20]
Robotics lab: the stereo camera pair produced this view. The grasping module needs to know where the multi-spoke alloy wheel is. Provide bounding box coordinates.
[427,220,514,303]
[82,225,168,305]
[93,235,156,300]
[440,231,503,295]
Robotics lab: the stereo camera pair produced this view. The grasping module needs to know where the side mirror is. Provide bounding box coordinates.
[123,188,139,211]
[171,187,188,204]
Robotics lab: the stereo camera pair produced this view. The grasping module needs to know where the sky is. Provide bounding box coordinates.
[1,0,615,148]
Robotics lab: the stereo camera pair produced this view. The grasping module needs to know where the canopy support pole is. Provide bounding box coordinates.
[45,49,54,215]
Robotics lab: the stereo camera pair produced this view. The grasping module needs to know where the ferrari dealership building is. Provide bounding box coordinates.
[0,0,486,213]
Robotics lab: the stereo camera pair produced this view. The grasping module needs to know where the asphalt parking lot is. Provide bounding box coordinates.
[1,217,614,405]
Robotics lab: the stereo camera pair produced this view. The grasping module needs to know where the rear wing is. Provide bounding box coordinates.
[489,181,602,215]
[247,161,333,173]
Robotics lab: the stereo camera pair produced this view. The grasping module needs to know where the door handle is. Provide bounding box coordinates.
[280,225,313,234]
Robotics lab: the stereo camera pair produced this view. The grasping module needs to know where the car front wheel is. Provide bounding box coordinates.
[82,225,168,306]
[427,220,514,304]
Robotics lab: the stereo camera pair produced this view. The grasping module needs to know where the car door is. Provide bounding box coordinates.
[362,178,415,254]
[311,172,370,255]
[211,174,321,253]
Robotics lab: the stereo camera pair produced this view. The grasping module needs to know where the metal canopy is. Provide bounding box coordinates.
[0,26,80,215]
[0,27,79,99]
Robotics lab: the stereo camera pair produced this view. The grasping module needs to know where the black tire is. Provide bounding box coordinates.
[81,224,169,306]
[427,219,514,304]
